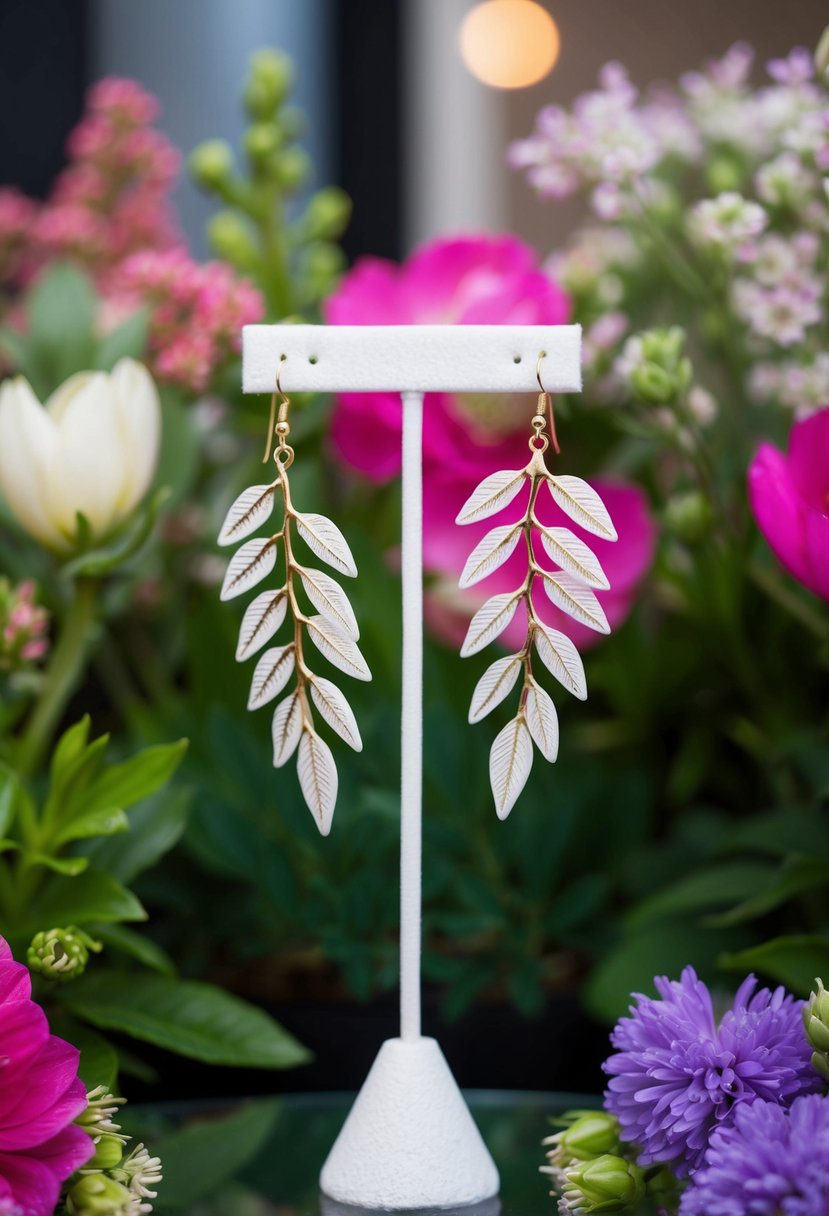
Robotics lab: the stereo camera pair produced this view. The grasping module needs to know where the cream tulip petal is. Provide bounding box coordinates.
[46,371,97,423]
[0,378,63,548]
[110,359,161,511]
[48,373,130,539]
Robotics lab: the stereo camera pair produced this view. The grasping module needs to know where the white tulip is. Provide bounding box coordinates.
[0,358,161,552]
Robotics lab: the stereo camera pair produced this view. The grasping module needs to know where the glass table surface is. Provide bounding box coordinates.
[136,1090,599,1216]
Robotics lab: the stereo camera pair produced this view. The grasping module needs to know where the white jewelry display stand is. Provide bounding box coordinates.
[242,324,582,1211]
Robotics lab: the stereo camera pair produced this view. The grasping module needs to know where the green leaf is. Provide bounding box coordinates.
[24,871,146,932]
[50,717,92,785]
[708,857,829,928]
[720,936,829,995]
[54,807,129,846]
[27,854,89,876]
[152,1100,280,1208]
[61,971,310,1068]
[95,308,149,370]
[627,862,775,928]
[62,486,171,578]
[86,788,191,883]
[0,767,20,837]
[585,920,746,1023]
[81,740,187,818]
[51,1014,119,1091]
[91,923,175,976]
[27,263,97,389]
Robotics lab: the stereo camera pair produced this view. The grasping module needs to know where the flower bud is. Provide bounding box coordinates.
[804,979,829,1079]
[207,212,258,270]
[815,26,829,80]
[66,1174,135,1215]
[189,140,234,189]
[243,49,293,119]
[303,187,352,241]
[707,154,744,195]
[664,491,714,544]
[544,1112,622,1168]
[630,363,674,404]
[276,148,311,192]
[87,1134,124,1171]
[244,122,281,167]
[561,1154,645,1213]
[28,927,98,981]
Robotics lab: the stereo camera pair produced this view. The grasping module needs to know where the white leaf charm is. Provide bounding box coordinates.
[307,615,371,681]
[218,484,276,547]
[236,589,288,662]
[542,572,610,635]
[248,645,295,710]
[298,566,359,640]
[272,692,303,767]
[310,676,362,751]
[468,654,523,724]
[456,469,527,525]
[459,523,523,589]
[489,715,533,820]
[297,730,338,836]
[525,678,559,762]
[220,537,277,602]
[537,525,609,590]
[534,624,587,700]
[460,592,521,658]
[546,475,618,541]
[295,512,357,577]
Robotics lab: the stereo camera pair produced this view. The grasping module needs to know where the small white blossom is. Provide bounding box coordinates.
[689,192,768,248]
[756,152,818,209]
[687,386,717,425]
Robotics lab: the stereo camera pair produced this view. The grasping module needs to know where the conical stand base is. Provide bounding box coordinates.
[320,1038,500,1211]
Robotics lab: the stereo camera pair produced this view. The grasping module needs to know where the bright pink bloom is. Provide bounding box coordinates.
[325,235,571,482]
[749,407,829,601]
[0,938,92,1214]
[326,233,655,647]
[424,470,655,651]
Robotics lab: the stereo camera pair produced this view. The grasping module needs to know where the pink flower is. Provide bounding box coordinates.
[0,938,93,1214]
[748,407,829,601]
[326,234,655,647]
[325,234,570,482]
[424,471,655,651]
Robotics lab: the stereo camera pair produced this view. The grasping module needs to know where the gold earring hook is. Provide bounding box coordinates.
[263,355,291,465]
[535,351,560,456]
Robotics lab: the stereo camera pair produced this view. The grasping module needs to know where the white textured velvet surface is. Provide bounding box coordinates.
[320,1038,500,1209]
[242,324,582,393]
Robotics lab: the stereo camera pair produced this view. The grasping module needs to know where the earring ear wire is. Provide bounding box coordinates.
[263,355,291,465]
[535,350,560,455]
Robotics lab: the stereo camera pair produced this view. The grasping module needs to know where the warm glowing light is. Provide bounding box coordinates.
[460,0,560,90]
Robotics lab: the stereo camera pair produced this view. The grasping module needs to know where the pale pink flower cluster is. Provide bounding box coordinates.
[508,63,698,217]
[688,192,768,249]
[0,190,37,284]
[38,78,180,280]
[732,230,823,349]
[0,78,179,289]
[112,249,264,394]
[0,580,49,671]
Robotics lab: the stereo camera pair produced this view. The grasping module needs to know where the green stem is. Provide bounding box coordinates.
[259,188,294,318]
[17,578,97,779]
[749,562,829,641]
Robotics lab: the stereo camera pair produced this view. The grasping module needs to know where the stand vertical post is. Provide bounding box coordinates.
[399,390,424,1043]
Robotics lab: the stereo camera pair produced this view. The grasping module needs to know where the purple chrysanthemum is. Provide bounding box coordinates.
[680,1094,829,1215]
[603,967,821,1175]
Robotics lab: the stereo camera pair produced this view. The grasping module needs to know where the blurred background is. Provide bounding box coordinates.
[4,0,827,260]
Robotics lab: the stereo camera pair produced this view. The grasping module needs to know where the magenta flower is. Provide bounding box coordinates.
[680,1095,829,1215]
[325,234,570,482]
[0,938,93,1214]
[748,407,829,601]
[603,968,821,1178]
[326,233,654,649]
[423,470,654,651]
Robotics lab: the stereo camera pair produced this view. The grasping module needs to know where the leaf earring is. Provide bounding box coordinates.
[218,357,370,836]
[456,353,618,820]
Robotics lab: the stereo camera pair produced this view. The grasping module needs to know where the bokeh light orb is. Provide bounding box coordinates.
[460,0,560,90]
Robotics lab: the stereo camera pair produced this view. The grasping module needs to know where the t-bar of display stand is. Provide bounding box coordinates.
[242,324,582,1211]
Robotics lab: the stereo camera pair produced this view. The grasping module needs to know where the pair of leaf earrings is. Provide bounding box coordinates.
[218,360,618,833]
